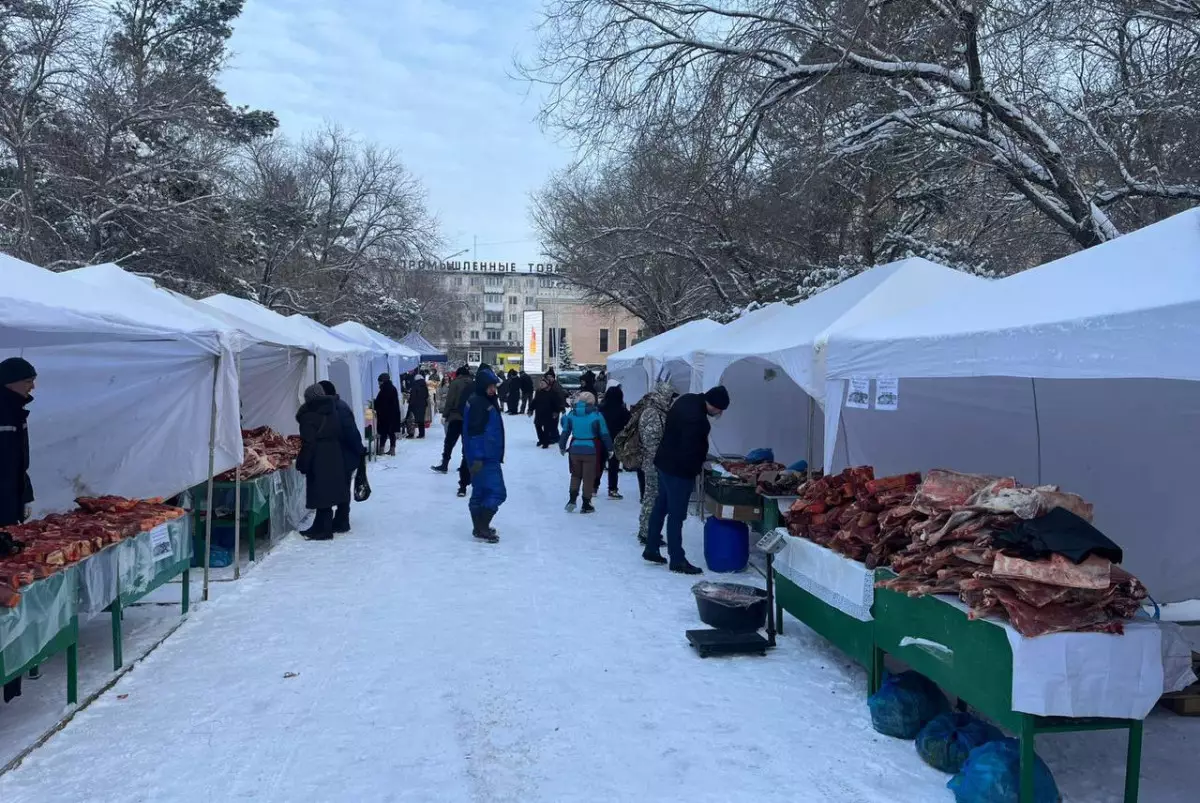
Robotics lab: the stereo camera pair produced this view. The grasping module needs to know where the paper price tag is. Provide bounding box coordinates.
[846,378,871,409]
[150,526,173,563]
[875,378,899,411]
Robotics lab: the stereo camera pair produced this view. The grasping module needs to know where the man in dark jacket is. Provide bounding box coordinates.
[529,374,567,448]
[406,374,430,438]
[373,373,402,456]
[296,384,347,540]
[432,365,472,479]
[317,380,367,533]
[503,369,521,415]
[643,385,730,574]
[597,384,631,498]
[518,370,534,414]
[464,367,506,543]
[1,357,36,703]
[580,368,597,395]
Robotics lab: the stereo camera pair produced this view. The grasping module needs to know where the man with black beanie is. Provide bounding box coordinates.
[1,356,36,703]
[642,384,730,574]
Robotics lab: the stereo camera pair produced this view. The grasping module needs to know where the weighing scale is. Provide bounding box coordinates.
[686,529,784,657]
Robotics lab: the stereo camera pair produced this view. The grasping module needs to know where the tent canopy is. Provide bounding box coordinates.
[659,303,793,394]
[333,321,420,374]
[606,318,721,402]
[400,331,446,362]
[821,209,1200,602]
[700,258,988,404]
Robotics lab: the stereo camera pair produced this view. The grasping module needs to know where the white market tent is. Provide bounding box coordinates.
[822,208,1200,602]
[658,302,793,396]
[696,258,987,466]
[64,264,311,437]
[400,331,447,363]
[286,315,377,430]
[332,321,420,379]
[202,295,368,432]
[605,318,722,404]
[0,255,242,516]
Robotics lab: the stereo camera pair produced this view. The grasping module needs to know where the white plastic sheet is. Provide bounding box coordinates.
[775,532,875,622]
[0,567,77,671]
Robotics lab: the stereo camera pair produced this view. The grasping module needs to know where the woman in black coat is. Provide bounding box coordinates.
[504,369,522,414]
[374,373,402,455]
[296,384,348,540]
[596,384,631,498]
[407,375,429,438]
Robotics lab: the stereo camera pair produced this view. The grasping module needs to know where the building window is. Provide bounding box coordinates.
[470,330,480,340]
[509,314,518,323]
[599,328,609,353]
[526,278,535,289]
[486,331,500,341]
[455,330,464,340]
[470,313,479,322]
[525,296,535,305]
[485,312,503,323]
[618,328,628,351]
[470,277,484,287]
[485,293,502,303]
[507,331,517,342]
[508,295,518,305]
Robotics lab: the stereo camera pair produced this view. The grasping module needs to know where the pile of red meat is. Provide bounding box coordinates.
[0,496,186,608]
[216,427,302,481]
[720,460,786,486]
[784,466,922,567]
[785,468,1149,637]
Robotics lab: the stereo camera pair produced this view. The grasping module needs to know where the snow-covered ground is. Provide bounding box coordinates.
[0,417,1197,802]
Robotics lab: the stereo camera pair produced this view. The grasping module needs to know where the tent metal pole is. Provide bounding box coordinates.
[1030,378,1043,485]
[233,351,243,581]
[806,398,815,480]
[202,354,220,603]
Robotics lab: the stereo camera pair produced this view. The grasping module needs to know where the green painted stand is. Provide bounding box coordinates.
[191,476,272,563]
[773,570,883,694]
[1,616,78,706]
[872,580,1144,803]
[108,554,190,671]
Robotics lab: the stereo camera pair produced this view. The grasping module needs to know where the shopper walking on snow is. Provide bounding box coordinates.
[432,366,472,488]
[642,385,730,574]
[317,380,367,533]
[596,384,630,499]
[406,373,429,438]
[518,370,534,414]
[373,373,401,456]
[464,367,506,543]
[529,373,567,448]
[559,391,612,513]
[296,384,347,541]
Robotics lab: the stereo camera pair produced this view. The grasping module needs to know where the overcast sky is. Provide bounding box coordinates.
[220,0,573,268]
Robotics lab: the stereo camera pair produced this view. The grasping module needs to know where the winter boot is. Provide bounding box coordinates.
[457,486,467,498]
[473,509,499,543]
[580,500,596,514]
[480,509,499,539]
[332,506,350,534]
[608,490,623,500]
[565,496,577,513]
[431,463,449,474]
[642,548,667,565]
[301,509,334,541]
[670,560,703,575]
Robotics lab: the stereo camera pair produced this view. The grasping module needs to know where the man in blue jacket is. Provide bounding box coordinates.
[558,392,612,514]
[464,367,506,543]
[318,380,367,533]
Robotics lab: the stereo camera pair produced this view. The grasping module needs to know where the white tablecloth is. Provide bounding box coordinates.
[934,596,1185,720]
[774,530,874,622]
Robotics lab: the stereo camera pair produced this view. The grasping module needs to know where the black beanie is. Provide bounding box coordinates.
[0,357,36,386]
[704,385,730,411]
[318,380,337,397]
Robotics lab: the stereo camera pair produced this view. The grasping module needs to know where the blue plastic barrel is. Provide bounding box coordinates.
[704,517,750,572]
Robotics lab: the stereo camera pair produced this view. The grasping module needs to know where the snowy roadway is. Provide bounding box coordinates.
[1,418,1196,802]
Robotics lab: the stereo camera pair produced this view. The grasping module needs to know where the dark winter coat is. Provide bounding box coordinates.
[330,394,366,478]
[296,396,349,510]
[440,374,473,422]
[598,386,631,445]
[408,376,430,420]
[530,380,567,417]
[0,388,33,526]
[465,372,506,466]
[654,392,712,480]
[400,372,414,393]
[374,380,402,435]
[519,372,534,397]
[580,369,597,394]
[504,372,521,405]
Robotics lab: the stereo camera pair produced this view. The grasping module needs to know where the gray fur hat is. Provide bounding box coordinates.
[303,383,326,403]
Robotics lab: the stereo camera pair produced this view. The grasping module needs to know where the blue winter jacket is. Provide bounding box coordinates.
[465,369,505,465]
[558,400,613,456]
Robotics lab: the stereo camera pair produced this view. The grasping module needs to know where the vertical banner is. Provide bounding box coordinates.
[522,310,544,373]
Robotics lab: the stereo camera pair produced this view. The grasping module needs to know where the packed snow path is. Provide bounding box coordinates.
[1,418,1195,802]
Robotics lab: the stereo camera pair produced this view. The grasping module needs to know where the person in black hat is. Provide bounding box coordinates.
[373,373,402,456]
[1,357,36,703]
[317,380,366,533]
[642,384,730,574]
[432,365,473,488]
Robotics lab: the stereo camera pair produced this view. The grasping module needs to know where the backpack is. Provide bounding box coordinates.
[614,399,649,470]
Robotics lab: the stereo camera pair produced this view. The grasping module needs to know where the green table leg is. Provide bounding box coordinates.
[869,645,884,696]
[248,518,255,563]
[1124,720,1143,803]
[1019,716,1036,803]
[181,567,190,615]
[66,623,78,706]
[775,601,784,635]
[110,600,123,671]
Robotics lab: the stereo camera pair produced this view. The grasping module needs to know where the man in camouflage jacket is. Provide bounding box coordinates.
[637,381,676,544]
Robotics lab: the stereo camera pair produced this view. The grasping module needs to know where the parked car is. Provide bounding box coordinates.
[556,370,583,395]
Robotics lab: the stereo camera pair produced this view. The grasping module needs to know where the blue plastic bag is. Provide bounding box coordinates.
[744,448,775,464]
[948,738,1061,803]
[786,459,809,472]
[207,546,232,569]
[917,712,1003,774]
[868,671,950,739]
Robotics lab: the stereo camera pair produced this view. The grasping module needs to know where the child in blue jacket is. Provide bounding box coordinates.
[558,392,612,513]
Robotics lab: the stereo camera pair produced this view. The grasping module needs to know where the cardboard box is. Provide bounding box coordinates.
[705,497,762,522]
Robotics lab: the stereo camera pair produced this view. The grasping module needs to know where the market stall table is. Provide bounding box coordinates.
[873,573,1152,803]
[108,517,192,670]
[0,569,79,706]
